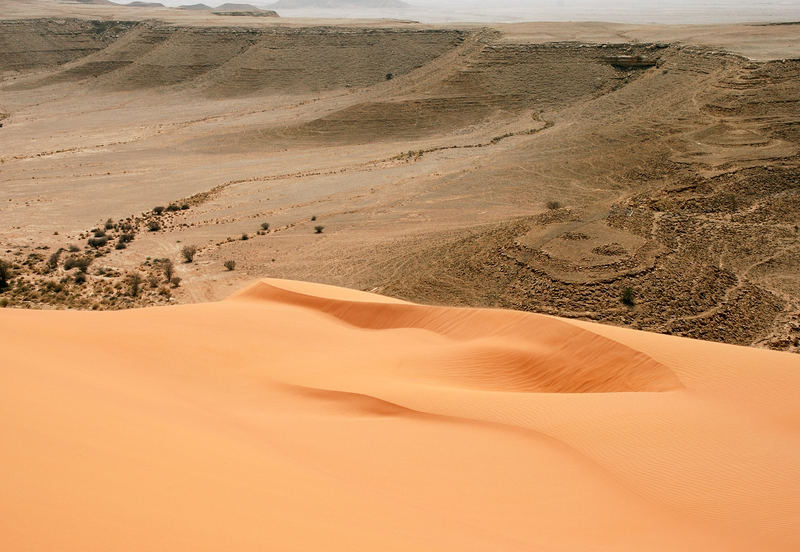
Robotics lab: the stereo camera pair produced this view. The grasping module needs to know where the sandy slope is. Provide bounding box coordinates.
[2,278,799,550]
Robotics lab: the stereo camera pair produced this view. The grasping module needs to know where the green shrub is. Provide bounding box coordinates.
[621,287,635,307]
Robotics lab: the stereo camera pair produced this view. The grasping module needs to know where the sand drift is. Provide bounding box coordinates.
[1,279,799,550]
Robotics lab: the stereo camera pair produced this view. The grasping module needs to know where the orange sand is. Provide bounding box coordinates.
[1,279,799,550]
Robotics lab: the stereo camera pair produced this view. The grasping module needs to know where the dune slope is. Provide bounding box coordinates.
[1,279,799,550]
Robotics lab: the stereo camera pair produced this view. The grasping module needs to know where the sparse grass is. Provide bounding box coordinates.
[314,225,325,234]
[224,260,236,271]
[181,245,197,263]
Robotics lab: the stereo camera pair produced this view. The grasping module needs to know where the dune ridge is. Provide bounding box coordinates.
[2,278,799,550]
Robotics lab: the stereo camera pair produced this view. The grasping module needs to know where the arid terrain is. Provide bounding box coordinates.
[2,3,799,351]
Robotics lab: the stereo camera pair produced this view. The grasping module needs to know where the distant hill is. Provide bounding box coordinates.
[269,0,409,8]
[126,1,166,6]
[178,3,213,9]
[71,0,115,5]
[215,2,269,10]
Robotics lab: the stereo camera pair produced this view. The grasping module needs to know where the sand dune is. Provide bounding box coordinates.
[2,278,799,550]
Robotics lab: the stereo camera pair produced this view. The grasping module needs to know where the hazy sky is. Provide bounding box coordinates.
[119,0,800,24]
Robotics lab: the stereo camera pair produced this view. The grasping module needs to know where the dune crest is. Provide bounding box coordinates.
[2,278,799,551]
[234,279,682,392]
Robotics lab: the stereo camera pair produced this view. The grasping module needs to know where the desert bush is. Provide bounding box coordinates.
[147,274,160,288]
[162,258,174,282]
[63,255,92,273]
[74,272,87,285]
[170,276,182,288]
[68,244,80,252]
[147,220,161,232]
[241,233,249,241]
[104,218,115,230]
[126,272,143,297]
[546,200,562,210]
[621,286,635,307]
[88,236,108,248]
[118,233,134,243]
[314,225,325,234]
[181,245,197,263]
[166,204,180,212]
[386,73,393,80]
[181,204,189,210]
[153,206,165,215]
[46,249,62,271]
[224,260,236,271]
[311,215,317,221]
[0,259,11,288]
[93,229,106,238]
[260,222,270,231]
[115,242,126,250]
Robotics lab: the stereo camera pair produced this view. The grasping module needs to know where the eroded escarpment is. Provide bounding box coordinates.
[0,19,798,352]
